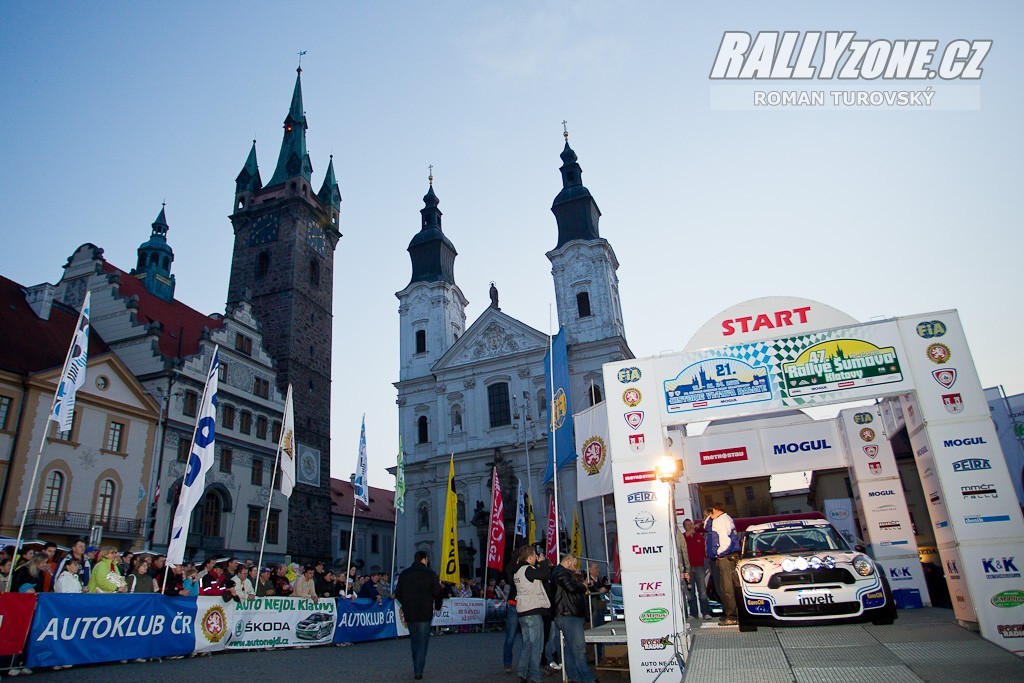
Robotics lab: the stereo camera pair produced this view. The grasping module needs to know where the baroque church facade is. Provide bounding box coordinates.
[394,138,632,574]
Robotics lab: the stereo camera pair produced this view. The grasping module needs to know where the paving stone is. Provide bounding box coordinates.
[685,645,790,671]
[867,621,977,643]
[775,624,878,648]
[786,645,901,668]
[692,626,781,649]
[793,666,922,682]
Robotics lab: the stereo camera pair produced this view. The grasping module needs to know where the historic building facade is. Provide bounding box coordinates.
[394,140,632,574]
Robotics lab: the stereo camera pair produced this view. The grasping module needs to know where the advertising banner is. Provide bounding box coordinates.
[758,418,844,474]
[574,400,613,501]
[822,498,858,546]
[396,597,486,635]
[27,594,197,667]
[839,407,900,484]
[683,430,762,484]
[334,598,398,643]
[684,297,859,351]
[227,596,336,650]
[619,567,683,682]
[956,542,1024,654]
[0,593,36,657]
[194,596,234,653]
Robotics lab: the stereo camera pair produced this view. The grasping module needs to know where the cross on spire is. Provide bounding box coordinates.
[562,120,569,140]
[428,164,434,185]
[297,50,307,71]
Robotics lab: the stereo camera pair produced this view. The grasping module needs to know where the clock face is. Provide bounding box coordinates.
[248,214,279,246]
[300,449,318,480]
[306,217,327,257]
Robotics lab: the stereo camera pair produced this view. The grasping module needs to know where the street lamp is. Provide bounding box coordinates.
[654,454,689,680]
[512,392,537,539]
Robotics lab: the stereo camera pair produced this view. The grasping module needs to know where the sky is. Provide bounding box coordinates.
[2,1,1022,493]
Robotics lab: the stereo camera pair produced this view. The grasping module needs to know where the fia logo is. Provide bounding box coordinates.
[853,412,874,424]
[916,320,948,338]
[617,367,642,384]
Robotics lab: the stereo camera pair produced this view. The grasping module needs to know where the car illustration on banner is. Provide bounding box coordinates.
[663,357,771,413]
[734,517,896,632]
[295,613,335,641]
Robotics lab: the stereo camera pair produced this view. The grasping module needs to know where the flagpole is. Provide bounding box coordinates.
[390,439,404,584]
[482,463,496,632]
[389,503,398,580]
[345,479,357,594]
[257,437,283,574]
[9,292,91,593]
[548,306,560,561]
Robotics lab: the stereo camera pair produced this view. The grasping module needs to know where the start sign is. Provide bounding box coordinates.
[685,296,859,351]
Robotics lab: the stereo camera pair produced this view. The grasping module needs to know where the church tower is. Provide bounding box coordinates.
[546,133,626,347]
[226,68,341,561]
[396,174,468,383]
[130,205,176,301]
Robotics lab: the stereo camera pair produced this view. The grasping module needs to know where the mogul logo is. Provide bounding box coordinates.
[632,544,665,555]
[961,484,997,499]
[942,393,964,414]
[782,339,902,397]
[618,367,642,383]
[860,428,875,442]
[953,458,990,472]
[863,445,878,458]
[639,608,669,624]
[629,433,646,452]
[992,591,1024,608]
[868,490,895,497]
[663,358,771,413]
[798,593,835,605]
[627,491,657,504]
[926,343,951,364]
[623,388,643,407]
[854,411,874,424]
[709,33,991,80]
[581,436,607,476]
[916,320,948,338]
[982,557,1020,580]
[700,447,748,466]
[932,368,957,388]
[634,511,656,530]
[772,439,831,454]
[944,437,987,448]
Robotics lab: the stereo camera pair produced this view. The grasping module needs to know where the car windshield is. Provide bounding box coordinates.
[741,524,849,558]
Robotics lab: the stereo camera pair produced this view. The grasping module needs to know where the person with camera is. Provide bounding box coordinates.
[551,553,598,683]
[513,544,552,683]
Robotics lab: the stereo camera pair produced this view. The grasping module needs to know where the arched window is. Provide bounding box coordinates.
[199,491,222,537]
[417,415,429,444]
[95,479,116,522]
[256,251,270,278]
[309,258,320,287]
[588,384,603,406]
[42,470,64,514]
[415,330,426,354]
[162,256,170,270]
[576,291,591,318]
[149,253,159,267]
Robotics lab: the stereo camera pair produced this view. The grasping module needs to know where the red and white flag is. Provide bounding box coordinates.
[486,467,505,571]
[546,496,559,561]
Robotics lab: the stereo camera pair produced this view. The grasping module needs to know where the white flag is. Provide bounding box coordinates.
[167,347,219,566]
[50,291,91,432]
[354,415,369,505]
[278,385,296,497]
[574,401,613,501]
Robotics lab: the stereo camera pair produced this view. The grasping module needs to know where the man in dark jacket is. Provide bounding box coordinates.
[551,554,597,683]
[394,551,443,681]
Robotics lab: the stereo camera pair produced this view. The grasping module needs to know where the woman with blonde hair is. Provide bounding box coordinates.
[86,546,127,593]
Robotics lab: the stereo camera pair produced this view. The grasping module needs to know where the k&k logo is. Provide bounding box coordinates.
[982,557,1020,580]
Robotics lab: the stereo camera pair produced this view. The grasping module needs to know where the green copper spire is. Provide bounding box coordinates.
[317,155,341,209]
[235,140,263,194]
[268,68,313,187]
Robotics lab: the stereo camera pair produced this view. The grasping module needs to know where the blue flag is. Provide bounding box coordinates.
[543,328,575,483]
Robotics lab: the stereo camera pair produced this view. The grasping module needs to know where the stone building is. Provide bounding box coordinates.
[330,479,396,575]
[394,139,632,574]
[0,275,159,548]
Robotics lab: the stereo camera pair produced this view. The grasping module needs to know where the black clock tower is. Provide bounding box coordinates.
[226,67,341,562]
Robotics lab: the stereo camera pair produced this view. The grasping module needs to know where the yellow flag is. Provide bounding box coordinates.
[439,454,460,584]
[571,507,582,558]
[526,495,537,545]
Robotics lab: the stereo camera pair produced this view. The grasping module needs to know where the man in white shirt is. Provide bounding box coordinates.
[707,503,740,625]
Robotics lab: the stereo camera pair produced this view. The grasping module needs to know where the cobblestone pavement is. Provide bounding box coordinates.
[684,608,1024,682]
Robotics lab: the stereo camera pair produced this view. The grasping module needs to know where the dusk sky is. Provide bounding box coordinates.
[3,1,1021,491]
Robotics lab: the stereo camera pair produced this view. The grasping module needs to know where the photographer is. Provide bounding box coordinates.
[513,545,552,683]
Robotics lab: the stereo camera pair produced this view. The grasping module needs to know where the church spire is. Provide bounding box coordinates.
[235,140,263,194]
[551,128,601,249]
[408,171,457,285]
[268,68,313,187]
[131,204,176,301]
[317,154,341,209]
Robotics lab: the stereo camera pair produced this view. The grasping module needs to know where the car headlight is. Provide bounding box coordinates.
[740,564,764,583]
[852,555,875,576]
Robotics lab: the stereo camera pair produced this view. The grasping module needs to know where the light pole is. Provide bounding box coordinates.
[654,455,688,680]
[512,391,536,539]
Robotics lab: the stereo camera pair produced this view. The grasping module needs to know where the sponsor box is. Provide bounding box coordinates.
[905,428,954,546]
[619,569,684,683]
[759,418,845,474]
[955,541,1024,654]
[936,544,975,623]
[838,407,900,484]
[683,429,763,484]
[874,557,930,606]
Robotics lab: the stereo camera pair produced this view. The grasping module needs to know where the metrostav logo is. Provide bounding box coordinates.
[710,32,991,80]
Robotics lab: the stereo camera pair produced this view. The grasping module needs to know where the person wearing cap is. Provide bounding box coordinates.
[255,566,274,596]
[313,560,328,596]
[293,564,318,602]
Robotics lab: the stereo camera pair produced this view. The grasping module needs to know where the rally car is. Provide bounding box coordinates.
[734,518,896,632]
[295,612,335,641]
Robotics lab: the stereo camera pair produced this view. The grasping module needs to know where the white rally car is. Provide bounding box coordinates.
[734,518,896,632]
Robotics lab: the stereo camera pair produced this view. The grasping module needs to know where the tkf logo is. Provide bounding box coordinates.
[953,458,991,472]
[859,428,875,442]
[863,445,878,458]
[638,581,665,598]
[641,637,669,651]
[868,490,895,497]
[632,544,665,555]
[961,484,997,499]
[639,608,669,624]
[982,557,1021,580]
[991,590,1024,608]
[581,436,607,476]
[916,320,948,339]
[634,511,656,530]
[627,491,657,504]
[943,437,987,448]
[932,368,957,388]
[926,343,951,364]
[853,412,873,424]
[942,393,964,414]
[888,567,912,581]
[772,439,831,454]
[622,388,642,407]
[629,433,646,452]
[617,367,642,384]
[624,411,644,430]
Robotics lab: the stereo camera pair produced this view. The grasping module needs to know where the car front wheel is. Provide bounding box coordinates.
[735,587,758,632]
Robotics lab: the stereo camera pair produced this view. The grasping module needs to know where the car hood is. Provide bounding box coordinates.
[742,550,859,572]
